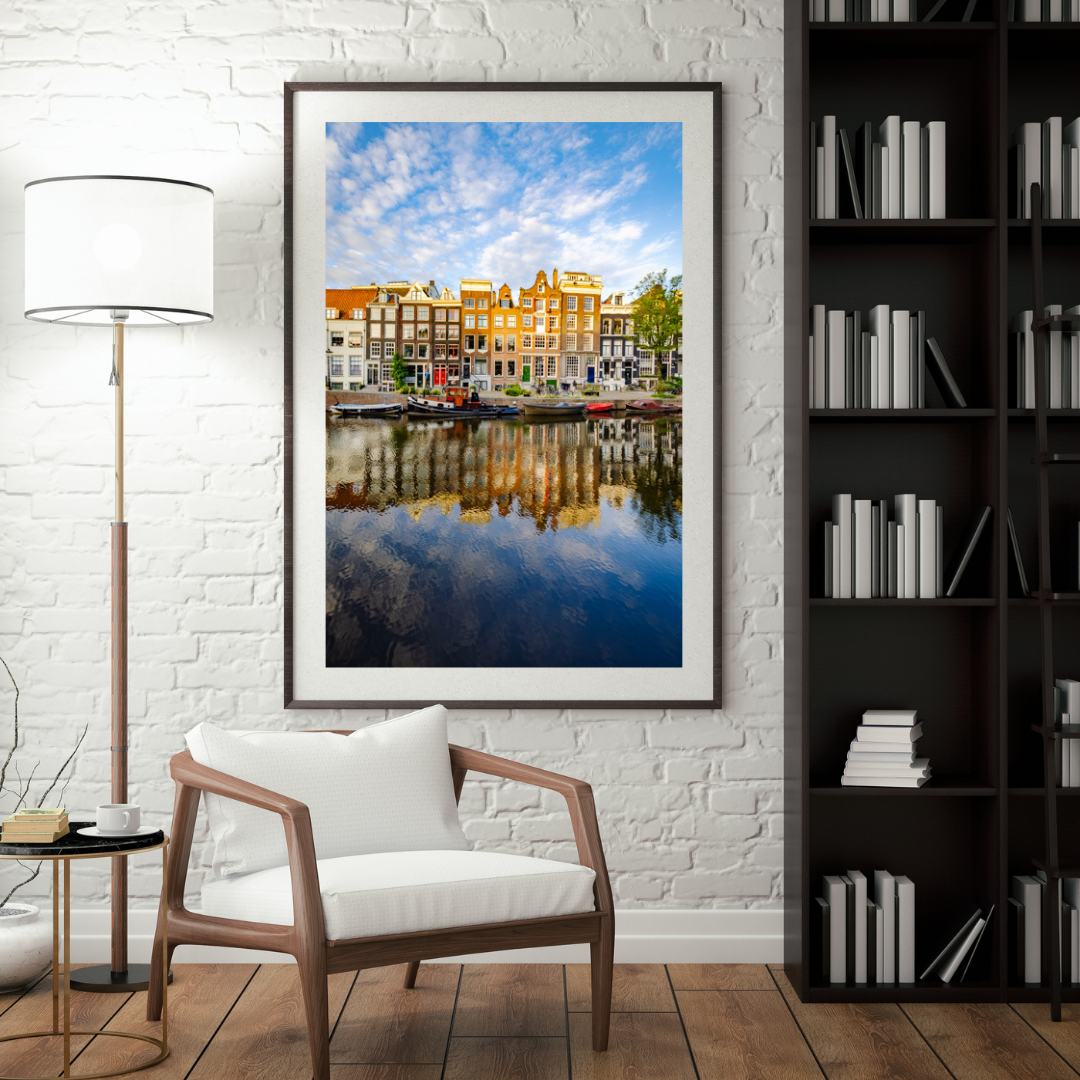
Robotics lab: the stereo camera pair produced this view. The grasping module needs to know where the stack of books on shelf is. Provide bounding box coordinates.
[1013,304,1080,409]
[818,870,916,985]
[809,304,967,408]
[1010,2,1080,24]
[1012,872,1080,985]
[810,116,945,220]
[809,0,921,23]
[1012,118,1080,218]
[1055,678,1080,787]
[1,807,69,844]
[842,709,930,788]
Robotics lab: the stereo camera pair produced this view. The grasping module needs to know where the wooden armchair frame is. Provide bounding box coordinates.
[146,739,614,1080]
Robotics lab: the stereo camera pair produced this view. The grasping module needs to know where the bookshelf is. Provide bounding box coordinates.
[784,0,1080,1004]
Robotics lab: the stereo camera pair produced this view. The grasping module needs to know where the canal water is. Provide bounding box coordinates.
[326,415,682,668]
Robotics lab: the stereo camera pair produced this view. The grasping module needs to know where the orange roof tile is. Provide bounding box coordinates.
[325,287,378,318]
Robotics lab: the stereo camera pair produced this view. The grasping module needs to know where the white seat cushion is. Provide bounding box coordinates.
[200,850,597,941]
[185,706,468,878]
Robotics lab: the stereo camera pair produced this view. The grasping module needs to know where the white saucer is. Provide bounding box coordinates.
[77,825,158,838]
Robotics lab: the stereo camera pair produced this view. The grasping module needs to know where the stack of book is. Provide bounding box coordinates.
[1011,871,1080,985]
[1012,118,1080,218]
[1,807,69,844]
[1013,304,1080,409]
[809,0,917,20]
[809,304,967,409]
[842,709,930,788]
[1011,0,1080,18]
[810,115,945,220]
[1055,678,1080,787]
[818,869,916,985]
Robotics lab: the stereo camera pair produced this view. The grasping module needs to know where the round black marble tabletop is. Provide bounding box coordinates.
[0,822,165,858]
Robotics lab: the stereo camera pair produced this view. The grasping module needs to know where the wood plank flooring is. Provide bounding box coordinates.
[1,963,1079,1080]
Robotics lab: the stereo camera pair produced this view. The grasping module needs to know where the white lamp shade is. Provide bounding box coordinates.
[24,175,214,327]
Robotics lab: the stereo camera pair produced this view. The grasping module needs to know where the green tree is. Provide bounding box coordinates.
[632,270,682,365]
[391,351,408,390]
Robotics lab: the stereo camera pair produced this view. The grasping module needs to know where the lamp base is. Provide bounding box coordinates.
[68,964,172,993]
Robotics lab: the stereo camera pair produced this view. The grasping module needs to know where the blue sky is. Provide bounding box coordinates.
[325,121,682,299]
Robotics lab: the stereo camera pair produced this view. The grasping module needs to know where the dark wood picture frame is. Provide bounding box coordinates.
[284,82,722,710]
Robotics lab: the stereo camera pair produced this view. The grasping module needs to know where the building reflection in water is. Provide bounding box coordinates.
[325,417,682,669]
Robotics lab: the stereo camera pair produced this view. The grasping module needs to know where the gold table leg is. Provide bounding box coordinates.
[52,862,59,1036]
[63,858,70,1079]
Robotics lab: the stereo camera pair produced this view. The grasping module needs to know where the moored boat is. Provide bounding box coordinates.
[407,395,499,419]
[330,402,404,418]
[585,401,614,414]
[625,399,682,414]
[521,400,587,417]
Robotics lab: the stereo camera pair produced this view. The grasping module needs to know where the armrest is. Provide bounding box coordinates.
[166,750,325,945]
[448,745,614,917]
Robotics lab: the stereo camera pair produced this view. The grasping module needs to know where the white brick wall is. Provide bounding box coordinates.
[0,1,783,917]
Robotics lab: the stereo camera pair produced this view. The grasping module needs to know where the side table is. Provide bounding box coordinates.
[0,824,169,1080]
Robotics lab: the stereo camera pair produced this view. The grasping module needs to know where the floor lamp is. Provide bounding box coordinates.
[23,175,214,991]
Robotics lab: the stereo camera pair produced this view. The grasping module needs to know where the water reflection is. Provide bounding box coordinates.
[326,416,682,668]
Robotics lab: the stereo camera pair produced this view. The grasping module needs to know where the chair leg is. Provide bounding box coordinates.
[296,950,331,1080]
[403,961,420,989]
[146,913,176,1021]
[590,921,614,1052]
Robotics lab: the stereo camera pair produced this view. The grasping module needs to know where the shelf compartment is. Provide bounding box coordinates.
[812,408,996,421]
[811,219,996,242]
[811,778,997,795]
[810,23,996,63]
[810,598,995,606]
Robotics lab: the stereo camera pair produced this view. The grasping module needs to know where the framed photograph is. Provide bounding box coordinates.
[285,82,720,710]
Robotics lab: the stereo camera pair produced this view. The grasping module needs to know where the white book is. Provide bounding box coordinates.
[896,523,906,597]
[1020,123,1042,217]
[869,335,880,408]
[1016,310,1035,407]
[1069,305,1080,406]
[832,524,841,597]
[844,760,930,776]
[850,740,923,756]
[827,309,847,408]
[918,499,937,598]
[873,903,885,984]
[869,305,891,407]
[893,0,910,19]
[862,709,918,726]
[880,145,890,218]
[896,876,916,984]
[940,917,987,984]
[926,121,946,219]
[895,494,918,597]
[1021,0,1041,18]
[902,120,921,219]
[1013,875,1042,984]
[817,146,826,219]
[1066,119,1080,216]
[1050,0,1063,18]
[849,870,868,984]
[1064,878,1080,982]
[828,0,845,18]
[892,311,911,409]
[848,751,919,764]
[854,499,873,598]
[1048,304,1064,408]
[856,722,924,743]
[1044,118,1063,219]
[842,775,928,787]
[824,875,847,983]
[813,305,826,408]
[880,117,901,220]
[809,335,815,404]
[833,494,853,598]
[875,870,896,984]
[814,0,826,19]
[823,116,837,220]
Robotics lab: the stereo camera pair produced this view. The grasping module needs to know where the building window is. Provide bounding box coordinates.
[474,358,487,375]
[507,335,516,351]
[566,334,576,349]
[547,335,557,350]
[583,316,593,330]
[326,308,336,319]
[349,382,362,391]
[508,359,516,376]
[367,363,379,383]
[501,297,510,307]
[402,324,415,339]
[449,345,459,359]
[547,356,557,375]
[583,297,594,311]
[417,306,429,320]
[370,342,381,358]
[435,308,446,321]
[536,298,545,312]
[348,335,362,347]
[507,315,516,327]
[613,321,622,335]
[435,325,447,340]
[417,326,429,339]
[477,335,487,351]
[465,315,475,329]
[464,335,475,350]
[523,314,533,328]
[535,317,544,333]
[567,314,576,329]
[602,341,611,355]
[565,355,579,377]
[550,298,559,310]
[402,343,414,359]
[464,298,475,308]
[494,335,503,352]
[418,345,429,359]
[523,334,532,349]
[478,315,488,329]
[566,296,577,311]
[449,325,459,339]
[349,356,363,375]
[478,298,487,309]
[450,309,460,321]
[494,314,504,328]
[494,360,503,376]
[329,381,343,390]
[351,308,364,319]
[626,319,633,333]
[403,306,414,320]
[523,297,533,308]
[330,357,343,375]
[435,345,446,359]
[538,282,544,293]
[583,335,593,351]
[614,294,624,305]
[370,323,381,339]
[549,316,558,330]
[331,333,344,346]
[601,319,610,334]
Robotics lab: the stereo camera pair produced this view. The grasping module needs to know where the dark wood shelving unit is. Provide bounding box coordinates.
[785,0,1080,1006]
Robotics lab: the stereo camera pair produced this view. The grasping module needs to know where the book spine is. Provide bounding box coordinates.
[1023,122,1043,217]
[879,499,889,598]
[892,310,911,408]
[1049,304,1063,408]
[872,142,883,219]
[813,305,827,409]
[875,869,896,984]
[919,499,937,599]
[833,493,853,598]
[825,522,834,597]
[896,493,918,598]
[927,121,946,219]
[902,120,921,219]
[871,503,881,598]
[917,310,926,408]
[896,523,906,597]
[869,304,891,408]
[889,521,898,597]
[846,314,855,408]
[824,875,847,983]
[869,901,881,985]
[855,499,873,598]
[936,504,944,598]
[920,124,930,220]
[824,116,837,219]
[1045,116,1063,218]
[880,117,901,220]
[850,871,868,984]
[828,310,846,409]
[852,310,862,406]
[909,313,919,408]
[896,876,916,984]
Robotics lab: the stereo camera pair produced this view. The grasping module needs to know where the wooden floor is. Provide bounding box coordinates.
[3,963,1080,1079]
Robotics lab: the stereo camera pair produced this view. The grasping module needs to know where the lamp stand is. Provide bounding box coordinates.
[71,316,168,994]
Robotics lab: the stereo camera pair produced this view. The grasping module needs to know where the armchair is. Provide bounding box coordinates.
[146,733,613,1080]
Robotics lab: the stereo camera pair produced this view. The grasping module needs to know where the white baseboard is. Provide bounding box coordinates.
[66,908,782,965]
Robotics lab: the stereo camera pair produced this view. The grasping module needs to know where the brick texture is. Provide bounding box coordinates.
[0,0,784,912]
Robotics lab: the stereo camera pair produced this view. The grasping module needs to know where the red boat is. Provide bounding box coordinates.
[625,399,682,414]
[585,401,614,414]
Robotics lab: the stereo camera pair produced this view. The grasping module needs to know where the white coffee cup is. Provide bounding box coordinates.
[96,803,140,834]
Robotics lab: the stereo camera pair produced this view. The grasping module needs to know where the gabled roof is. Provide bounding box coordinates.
[326,287,378,318]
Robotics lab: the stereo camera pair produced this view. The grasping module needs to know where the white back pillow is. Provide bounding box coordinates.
[185,705,469,878]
